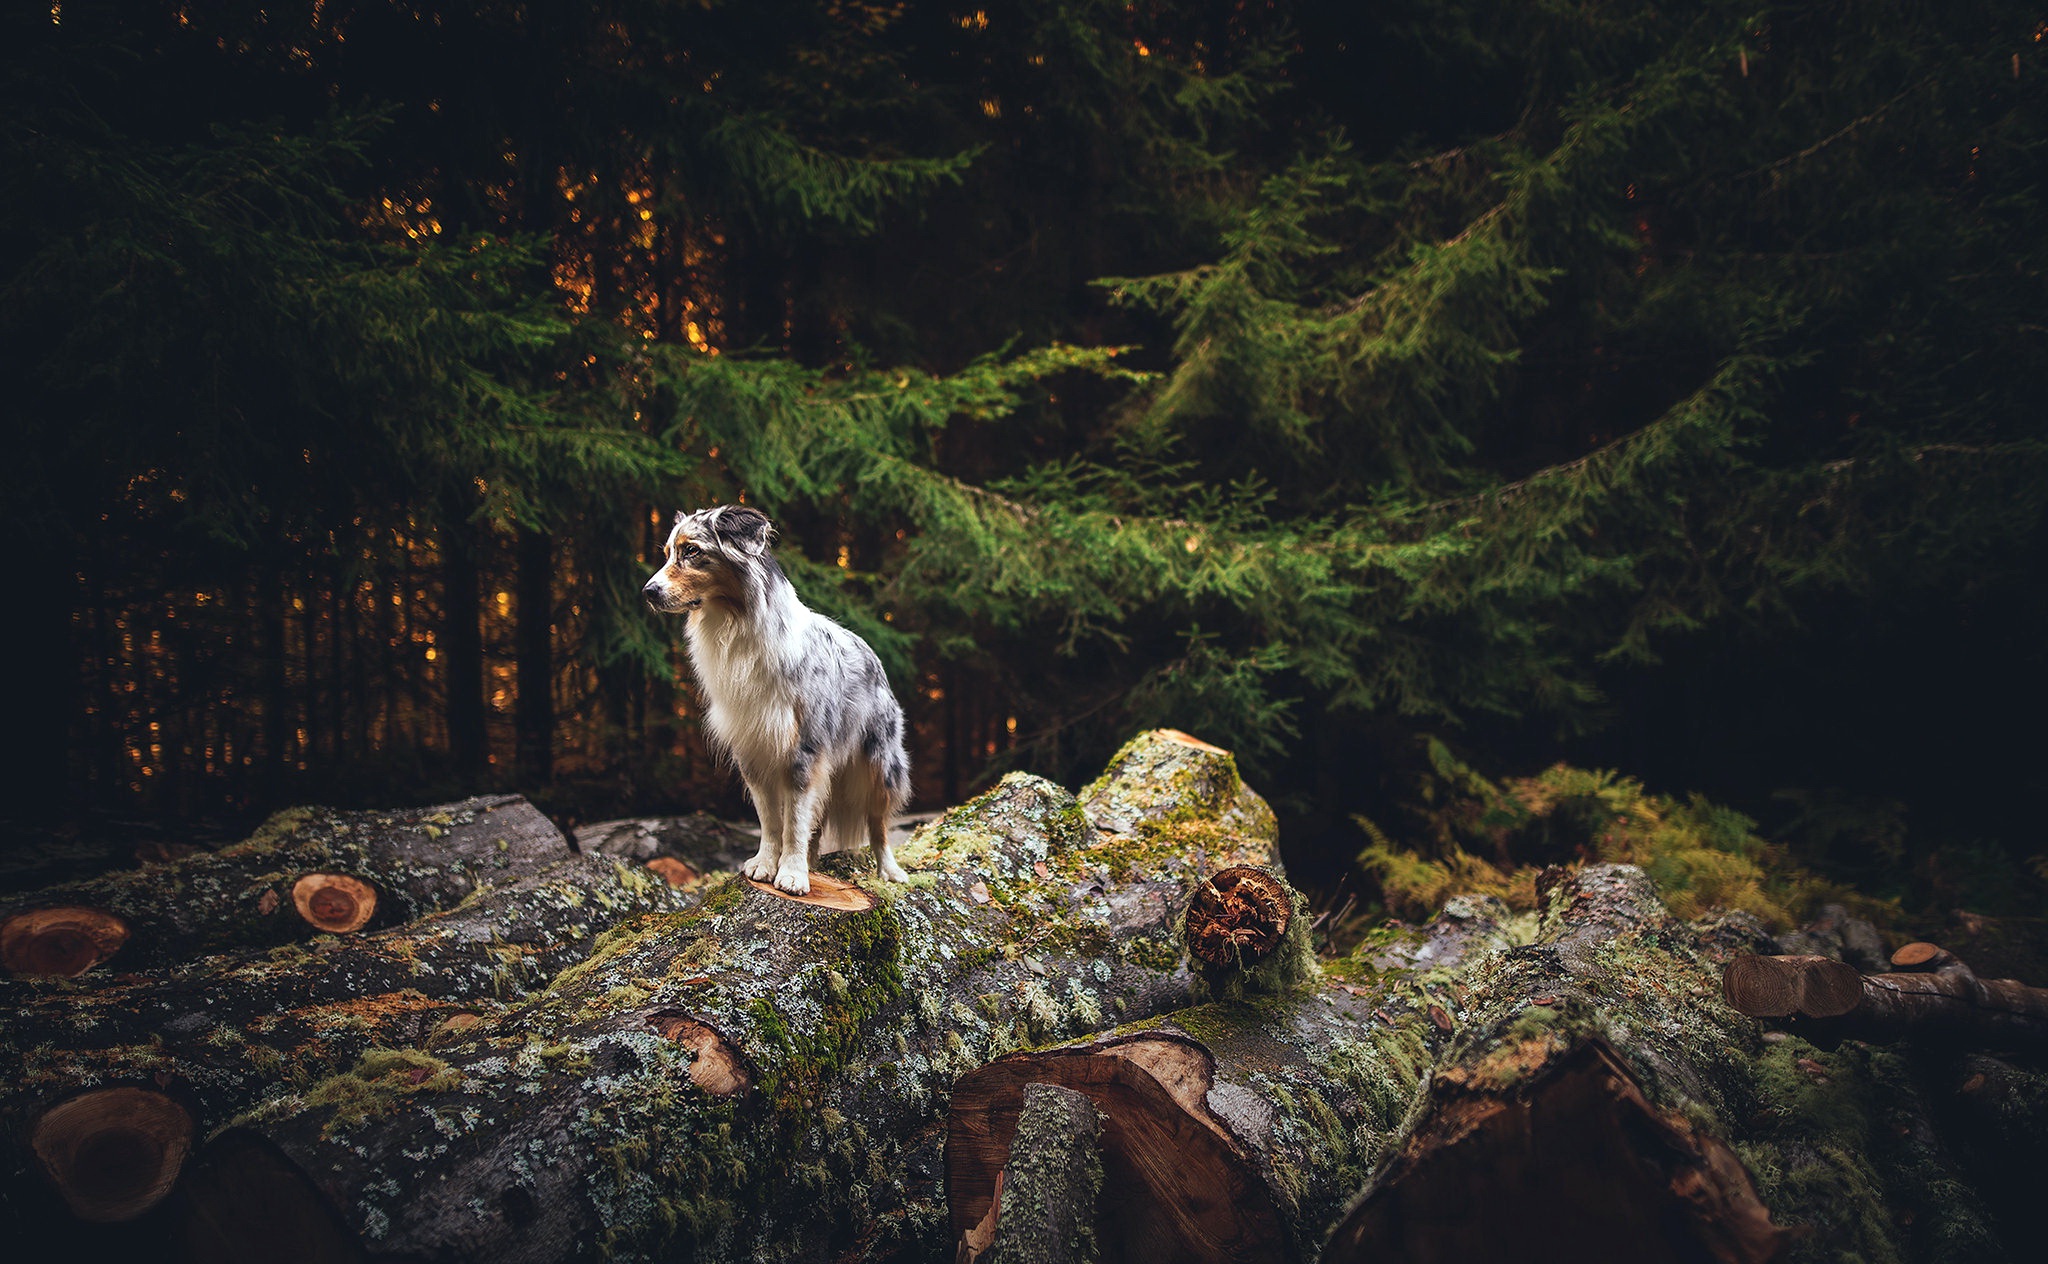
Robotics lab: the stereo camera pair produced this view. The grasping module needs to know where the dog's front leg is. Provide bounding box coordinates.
[740,777,783,882]
[775,780,831,896]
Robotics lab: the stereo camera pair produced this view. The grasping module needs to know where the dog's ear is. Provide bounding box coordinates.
[712,505,773,556]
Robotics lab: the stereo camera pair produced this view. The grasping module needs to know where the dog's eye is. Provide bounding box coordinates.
[680,544,702,560]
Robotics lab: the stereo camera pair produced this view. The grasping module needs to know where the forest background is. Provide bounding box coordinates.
[7,0,2045,937]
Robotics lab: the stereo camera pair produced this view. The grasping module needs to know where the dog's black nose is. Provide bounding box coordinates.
[642,582,663,608]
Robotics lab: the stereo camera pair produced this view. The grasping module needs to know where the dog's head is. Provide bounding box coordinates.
[643,505,775,615]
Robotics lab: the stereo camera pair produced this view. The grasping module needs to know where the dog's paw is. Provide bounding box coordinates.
[772,862,811,897]
[741,851,776,882]
[877,857,910,884]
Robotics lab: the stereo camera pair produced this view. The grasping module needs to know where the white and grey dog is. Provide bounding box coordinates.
[643,505,911,895]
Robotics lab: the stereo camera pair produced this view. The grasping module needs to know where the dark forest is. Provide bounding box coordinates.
[5,2,2048,1261]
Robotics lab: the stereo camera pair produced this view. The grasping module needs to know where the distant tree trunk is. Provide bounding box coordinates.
[515,526,554,785]
[13,543,77,815]
[441,505,487,781]
[260,555,290,795]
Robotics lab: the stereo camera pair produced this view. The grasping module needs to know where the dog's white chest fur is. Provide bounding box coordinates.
[688,612,798,771]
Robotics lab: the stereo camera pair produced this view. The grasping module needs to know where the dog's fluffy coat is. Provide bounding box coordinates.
[643,505,911,894]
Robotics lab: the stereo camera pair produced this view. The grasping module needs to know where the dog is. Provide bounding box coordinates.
[642,505,911,895]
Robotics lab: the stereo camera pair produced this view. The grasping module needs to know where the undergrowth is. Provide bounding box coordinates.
[1356,740,1871,930]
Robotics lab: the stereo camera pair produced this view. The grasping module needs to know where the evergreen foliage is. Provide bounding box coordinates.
[7,1,2047,924]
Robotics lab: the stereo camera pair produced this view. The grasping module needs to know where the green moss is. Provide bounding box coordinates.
[295,1048,461,1133]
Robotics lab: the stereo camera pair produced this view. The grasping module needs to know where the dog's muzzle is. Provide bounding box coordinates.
[643,582,701,613]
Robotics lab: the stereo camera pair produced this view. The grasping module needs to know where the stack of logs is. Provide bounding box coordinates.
[4,731,2045,1262]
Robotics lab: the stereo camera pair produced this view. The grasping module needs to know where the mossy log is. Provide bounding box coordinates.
[0,796,568,976]
[1724,943,2048,1054]
[972,1082,1103,1264]
[178,730,1279,1264]
[1,853,698,1230]
[947,881,1519,1264]
[1325,865,2014,1264]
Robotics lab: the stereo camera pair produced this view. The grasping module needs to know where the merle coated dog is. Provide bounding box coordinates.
[643,505,911,895]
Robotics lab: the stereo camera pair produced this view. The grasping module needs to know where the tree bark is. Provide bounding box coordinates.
[177,731,1280,1264]
[514,526,554,786]
[1325,866,2010,1263]
[2,853,699,1227]
[947,885,1516,1263]
[441,503,487,782]
[975,1083,1103,1264]
[0,795,568,975]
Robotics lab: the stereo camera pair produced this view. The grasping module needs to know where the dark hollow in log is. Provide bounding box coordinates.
[29,1087,193,1222]
[951,1035,1288,1264]
[1,905,130,977]
[1183,866,1291,968]
[1724,948,2048,1052]
[1321,1039,1785,1264]
[180,1130,367,1264]
[976,1083,1103,1264]
[949,893,1522,1263]
[290,874,377,934]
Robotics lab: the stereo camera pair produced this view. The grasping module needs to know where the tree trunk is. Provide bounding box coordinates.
[514,526,554,786]
[974,1083,1103,1264]
[947,884,1517,1263]
[177,731,1280,1264]
[2,853,698,1227]
[441,503,487,782]
[1324,866,2010,1263]
[0,796,567,975]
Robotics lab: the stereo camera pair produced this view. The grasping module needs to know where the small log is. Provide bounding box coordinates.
[289,874,376,933]
[975,1083,1103,1264]
[0,795,568,973]
[1723,944,2048,1052]
[28,1087,193,1222]
[1183,865,1315,1002]
[0,905,129,977]
[1184,866,1291,967]
[179,731,1281,1264]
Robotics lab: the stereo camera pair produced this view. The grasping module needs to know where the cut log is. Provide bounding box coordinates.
[0,905,129,977]
[1723,943,2048,1052]
[289,874,377,934]
[0,795,568,974]
[1184,865,1292,968]
[1323,865,2012,1263]
[2,853,697,1225]
[975,1083,1103,1264]
[178,731,1280,1264]
[28,1087,193,1222]
[947,888,1520,1264]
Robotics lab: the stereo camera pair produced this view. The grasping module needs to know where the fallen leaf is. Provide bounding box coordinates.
[1428,1004,1454,1031]
[968,880,991,905]
[647,857,698,886]
[1032,861,1050,881]
[256,889,281,916]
